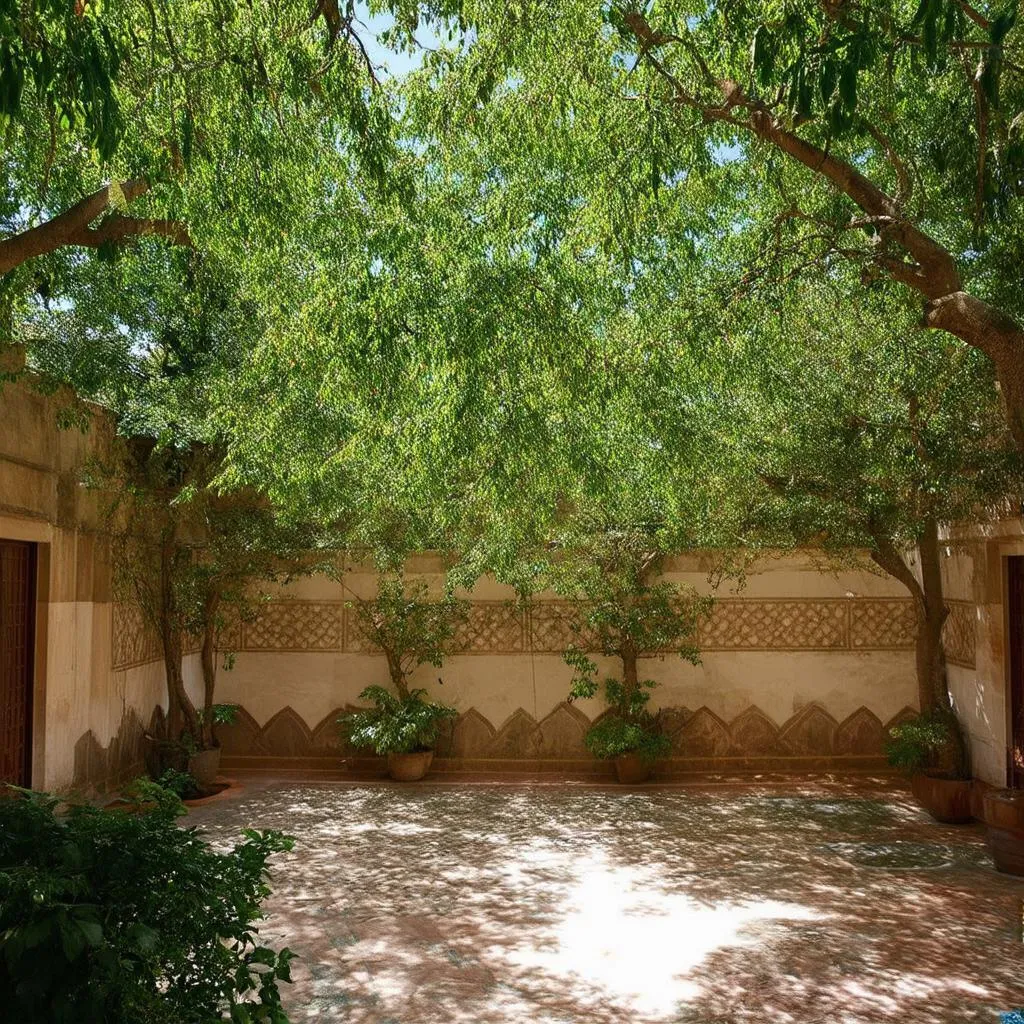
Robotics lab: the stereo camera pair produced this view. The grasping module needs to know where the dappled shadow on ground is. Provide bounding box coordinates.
[190,781,1024,1023]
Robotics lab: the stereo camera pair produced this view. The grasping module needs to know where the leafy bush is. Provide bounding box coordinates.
[585,712,671,762]
[0,787,295,1024]
[581,677,670,762]
[886,709,970,779]
[343,685,457,755]
[200,703,240,726]
[154,767,197,797]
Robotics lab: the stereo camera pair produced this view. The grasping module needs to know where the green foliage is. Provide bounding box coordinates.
[549,530,711,696]
[0,788,295,1024]
[343,686,457,755]
[349,574,469,686]
[582,678,671,761]
[714,283,1023,558]
[153,768,196,799]
[201,703,240,726]
[886,708,970,779]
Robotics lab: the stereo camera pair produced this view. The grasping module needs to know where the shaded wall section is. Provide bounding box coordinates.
[942,519,1024,786]
[1,369,199,792]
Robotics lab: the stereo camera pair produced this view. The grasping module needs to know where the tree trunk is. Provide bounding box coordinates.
[869,520,948,713]
[200,591,221,749]
[916,515,950,713]
[620,642,639,712]
[159,532,199,743]
[385,648,410,700]
[924,296,1024,452]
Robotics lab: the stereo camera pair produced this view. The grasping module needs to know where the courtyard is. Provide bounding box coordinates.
[5,2,1024,1021]
[190,778,1024,1023]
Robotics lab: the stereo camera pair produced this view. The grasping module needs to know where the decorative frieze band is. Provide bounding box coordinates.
[942,600,977,669]
[112,596,978,668]
[111,603,162,670]
[229,597,926,655]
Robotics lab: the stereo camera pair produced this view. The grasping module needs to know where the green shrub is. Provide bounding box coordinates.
[343,685,457,755]
[886,709,970,779]
[0,787,295,1024]
[154,767,197,797]
[585,712,671,762]
[581,677,670,762]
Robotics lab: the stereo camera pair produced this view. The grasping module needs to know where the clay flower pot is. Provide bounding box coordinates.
[982,789,1024,876]
[910,773,974,824]
[614,753,652,785]
[188,747,222,789]
[387,750,434,782]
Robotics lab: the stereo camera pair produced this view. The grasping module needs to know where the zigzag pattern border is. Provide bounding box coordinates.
[215,701,918,761]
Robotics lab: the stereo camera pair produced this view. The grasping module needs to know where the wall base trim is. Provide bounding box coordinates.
[221,753,890,776]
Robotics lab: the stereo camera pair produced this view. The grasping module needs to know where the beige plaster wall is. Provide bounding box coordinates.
[209,557,922,769]
[941,520,1024,786]
[1,373,197,792]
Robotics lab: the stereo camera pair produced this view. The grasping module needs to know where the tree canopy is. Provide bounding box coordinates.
[3,0,1023,590]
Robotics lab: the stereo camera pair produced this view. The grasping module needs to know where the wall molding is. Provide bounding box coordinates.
[215,700,917,766]
[216,597,925,656]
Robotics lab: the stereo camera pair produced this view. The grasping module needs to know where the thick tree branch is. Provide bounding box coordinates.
[624,12,962,298]
[626,9,1024,452]
[0,178,191,274]
[869,529,924,606]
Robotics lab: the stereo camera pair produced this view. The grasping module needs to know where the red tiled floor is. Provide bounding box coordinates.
[188,778,1024,1023]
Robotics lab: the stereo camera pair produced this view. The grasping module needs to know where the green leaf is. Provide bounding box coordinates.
[838,62,857,112]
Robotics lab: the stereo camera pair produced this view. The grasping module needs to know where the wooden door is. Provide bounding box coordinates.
[1007,556,1024,788]
[0,541,36,787]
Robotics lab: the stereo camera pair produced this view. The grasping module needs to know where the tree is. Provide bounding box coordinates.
[715,282,1022,720]
[178,499,330,749]
[400,0,1024,448]
[0,0,403,278]
[543,526,711,760]
[347,573,469,700]
[107,437,326,752]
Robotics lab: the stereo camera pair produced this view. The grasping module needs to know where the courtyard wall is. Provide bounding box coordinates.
[210,557,925,774]
[3,368,1017,786]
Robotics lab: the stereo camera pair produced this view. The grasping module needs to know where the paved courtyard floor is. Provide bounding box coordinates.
[189,777,1024,1023]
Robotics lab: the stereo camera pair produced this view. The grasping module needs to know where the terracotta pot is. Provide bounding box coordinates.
[146,736,188,776]
[387,750,434,782]
[614,753,652,785]
[982,789,1024,876]
[188,747,222,789]
[909,772,974,823]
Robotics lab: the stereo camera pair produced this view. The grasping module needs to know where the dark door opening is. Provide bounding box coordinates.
[0,540,36,787]
[1007,556,1024,788]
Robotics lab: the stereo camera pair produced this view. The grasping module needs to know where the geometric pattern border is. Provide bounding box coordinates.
[111,603,162,670]
[215,700,915,762]
[238,597,923,654]
[115,596,944,662]
[942,600,977,670]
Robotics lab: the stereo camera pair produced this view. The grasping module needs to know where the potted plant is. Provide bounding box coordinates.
[341,574,468,781]
[552,532,711,784]
[345,686,458,780]
[578,678,671,783]
[885,708,973,823]
[980,788,1024,876]
[186,704,239,787]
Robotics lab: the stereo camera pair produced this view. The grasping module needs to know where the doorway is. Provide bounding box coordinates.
[1006,556,1024,788]
[0,540,36,787]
